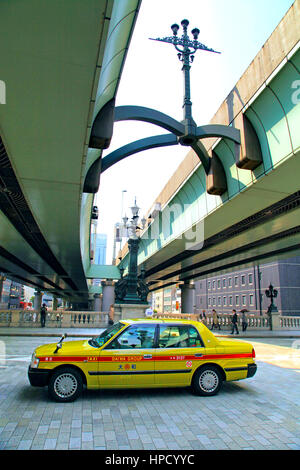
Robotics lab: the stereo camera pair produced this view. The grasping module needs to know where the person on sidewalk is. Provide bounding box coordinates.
[40,303,47,328]
[241,309,248,332]
[231,309,239,335]
[211,309,221,330]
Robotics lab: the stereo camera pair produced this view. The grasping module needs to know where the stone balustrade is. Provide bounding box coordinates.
[153,312,300,331]
[0,310,116,328]
[0,309,299,331]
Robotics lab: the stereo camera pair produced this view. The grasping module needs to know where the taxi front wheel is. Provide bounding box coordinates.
[192,365,222,396]
[48,367,83,402]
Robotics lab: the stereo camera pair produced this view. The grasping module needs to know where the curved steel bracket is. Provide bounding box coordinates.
[115,105,185,136]
[196,124,240,144]
[84,104,242,195]
[101,133,178,173]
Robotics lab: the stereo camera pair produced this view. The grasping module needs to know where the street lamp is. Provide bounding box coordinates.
[265,284,278,311]
[114,199,149,304]
[150,19,220,145]
[265,283,278,330]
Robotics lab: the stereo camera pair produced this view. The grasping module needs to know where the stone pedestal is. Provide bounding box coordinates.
[101,281,115,312]
[10,310,21,327]
[114,303,149,321]
[270,305,281,330]
[180,281,195,313]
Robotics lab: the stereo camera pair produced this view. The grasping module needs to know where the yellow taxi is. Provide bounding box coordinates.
[28,319,257,402]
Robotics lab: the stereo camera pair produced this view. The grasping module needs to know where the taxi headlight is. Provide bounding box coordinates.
[30,352,40,369]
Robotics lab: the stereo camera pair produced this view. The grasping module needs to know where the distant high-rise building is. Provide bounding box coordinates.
[94,234,107,265]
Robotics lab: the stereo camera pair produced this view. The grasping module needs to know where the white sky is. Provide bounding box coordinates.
[95,0,295,264]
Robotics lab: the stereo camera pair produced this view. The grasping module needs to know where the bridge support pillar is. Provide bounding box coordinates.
[52,296,58,311]
[93,293,102,312]
[33,290,42,311]
[101,280,115,312]
[180,281,195,314]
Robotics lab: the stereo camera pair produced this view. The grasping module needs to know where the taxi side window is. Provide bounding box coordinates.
[158,325,203,348]
[106,325,156,349]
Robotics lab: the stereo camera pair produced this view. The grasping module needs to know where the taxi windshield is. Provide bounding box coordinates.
[89,322,125,348]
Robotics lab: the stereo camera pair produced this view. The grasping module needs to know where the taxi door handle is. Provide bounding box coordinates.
[195,354,203,357]
[143,354,152,359]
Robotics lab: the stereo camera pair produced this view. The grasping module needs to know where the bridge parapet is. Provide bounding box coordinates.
[153,312,300,332]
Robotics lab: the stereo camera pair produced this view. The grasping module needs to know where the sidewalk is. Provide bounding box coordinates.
[0,326,300,338]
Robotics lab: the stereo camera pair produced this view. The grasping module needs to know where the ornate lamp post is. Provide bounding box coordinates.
[265,284,278,311]
[150,19,220,143]
[114,199,149,304]
[265,283,278,330]
[96,19,240,181]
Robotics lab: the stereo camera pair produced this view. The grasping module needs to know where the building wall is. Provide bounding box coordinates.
[194,255,300,316]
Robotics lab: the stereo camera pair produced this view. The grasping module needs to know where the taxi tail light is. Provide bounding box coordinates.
[252,348,256,359]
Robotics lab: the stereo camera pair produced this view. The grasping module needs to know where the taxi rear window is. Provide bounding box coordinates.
[158,325,204,348]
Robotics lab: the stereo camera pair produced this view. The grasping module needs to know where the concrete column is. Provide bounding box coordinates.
[180,281,195,313]
[101,280,115,312]
[53,296,58,311]
[93,293,102,312]
[33,290,42,311]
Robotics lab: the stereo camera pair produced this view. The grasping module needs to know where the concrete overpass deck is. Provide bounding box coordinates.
[0,0,140,304]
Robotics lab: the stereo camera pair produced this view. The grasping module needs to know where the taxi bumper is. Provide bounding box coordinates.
[247,363,257,378]
[28,366,50,387]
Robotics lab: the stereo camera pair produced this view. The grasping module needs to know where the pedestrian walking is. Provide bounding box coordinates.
[202,310,208,327]
[211,309,221,330]
[40,303,47,328]
[231,309,239,335]
[241,309,248,332]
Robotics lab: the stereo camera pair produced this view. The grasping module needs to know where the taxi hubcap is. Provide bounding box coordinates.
[54,373,77,398]
[199,370,218,392]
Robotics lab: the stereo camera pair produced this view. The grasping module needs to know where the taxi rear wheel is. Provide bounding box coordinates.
[192,365,222,396]
[48,367,83,402]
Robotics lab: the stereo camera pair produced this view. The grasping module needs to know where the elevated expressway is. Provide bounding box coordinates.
[117,2,300,293]
[0,0,141,305]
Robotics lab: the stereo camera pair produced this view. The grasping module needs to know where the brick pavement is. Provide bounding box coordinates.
[0,335,299,450]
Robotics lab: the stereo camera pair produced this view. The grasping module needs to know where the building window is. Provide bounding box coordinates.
[218,296,221,306]
[242,295,246,306]
[223,296,227,306]
[229,296,233,306]
[249,294,254,306]
[223,278,226,288]
[208,298,211,306]
[248,273,253,285]
[234,276,238,287]
[213,297,216,306]
[241,275,245,286]
[228,277,232,288]
[217,279,221,289]
[235,295,239,306]
[208,281,211,290]
[212,280,216,290]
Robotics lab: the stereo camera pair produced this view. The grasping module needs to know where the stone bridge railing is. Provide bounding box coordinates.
[153,312,300,331]
[0,310,117,328]
[1,309,300,331]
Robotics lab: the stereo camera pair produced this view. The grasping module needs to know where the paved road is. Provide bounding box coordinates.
[0,335,299,450]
